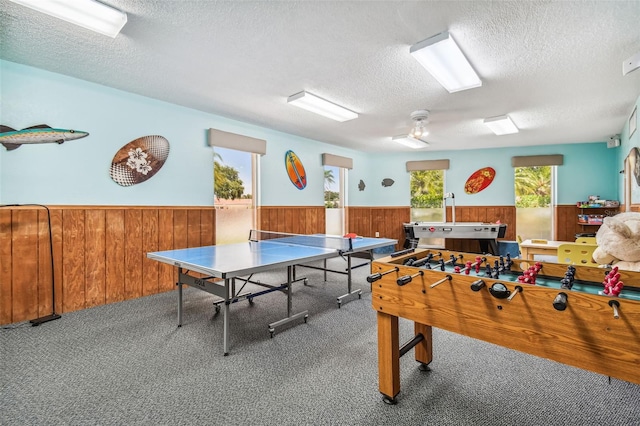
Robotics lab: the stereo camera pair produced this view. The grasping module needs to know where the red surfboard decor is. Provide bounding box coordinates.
[464,167,496,194]
[285,149,307,190]
[110,135,170,187]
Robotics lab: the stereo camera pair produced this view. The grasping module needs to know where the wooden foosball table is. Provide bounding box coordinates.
[369,248,640,404]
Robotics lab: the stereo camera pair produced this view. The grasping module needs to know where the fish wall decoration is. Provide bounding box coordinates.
[381,178,394,187]
[358,179,366,191]
[0,124,89,151]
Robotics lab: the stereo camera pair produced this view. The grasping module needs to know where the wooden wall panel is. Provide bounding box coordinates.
[347,207,408,249]
[158,209,175,292]
[36,210,53,318]
[124,210,143,300]
[62,209,86,313]
[257,206,325,234]
[105,209,125,304]
[142,209,159,296]
[556,205,579,241]
[173,210,188,249]
[0,206,218,325]
[200,209,214,246]
[85,209,106,308]
[12,210,39,321]
[50,209,63,315]
[0,210,12,324]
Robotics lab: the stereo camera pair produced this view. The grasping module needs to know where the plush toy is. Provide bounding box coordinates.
[593,212,640,271]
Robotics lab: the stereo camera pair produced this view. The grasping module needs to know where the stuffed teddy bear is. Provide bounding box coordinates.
[593,212,640,271]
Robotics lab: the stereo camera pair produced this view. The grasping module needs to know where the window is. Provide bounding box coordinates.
[514,165,553,240]
[410,169,445,247]
[322,154,352,236]
[511,155,562,241]
[214,147,257,244]
[208,128,265,245]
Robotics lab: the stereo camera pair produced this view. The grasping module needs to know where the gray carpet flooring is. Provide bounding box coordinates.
[1,258,640,426]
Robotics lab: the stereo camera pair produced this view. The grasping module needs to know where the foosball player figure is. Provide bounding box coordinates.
[454,265,461,273]
[464,260,473,275]
[437,259,445,271]
[602,267,624,297]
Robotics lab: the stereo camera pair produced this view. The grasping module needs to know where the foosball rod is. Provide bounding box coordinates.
[367,267,399,283]
[609,299,620,319]
[429,274,452,288]
[507,285,523,301]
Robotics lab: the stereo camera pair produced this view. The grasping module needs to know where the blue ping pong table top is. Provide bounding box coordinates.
[147,235,396,279]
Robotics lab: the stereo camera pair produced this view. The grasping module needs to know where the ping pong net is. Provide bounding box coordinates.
[249,230,353,252]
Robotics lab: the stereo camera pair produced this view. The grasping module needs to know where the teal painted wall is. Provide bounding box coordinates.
[0,60,622,208]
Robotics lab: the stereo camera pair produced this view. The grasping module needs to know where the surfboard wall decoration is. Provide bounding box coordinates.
[464,167,496,194]
[284,150,307,190]
[110,135,170,187]
[285,150,307,190]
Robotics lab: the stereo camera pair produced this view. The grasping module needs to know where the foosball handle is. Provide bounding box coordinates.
[470,279,486,292]
[367,267,399,283]
[552,292,568,311]
[397,270,423,286]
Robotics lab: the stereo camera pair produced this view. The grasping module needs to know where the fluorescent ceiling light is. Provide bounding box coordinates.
[9,0,127,38]
[392,135,429,149]
[410,31,481,93]
[484,115,519,135]
[287,91,358,122]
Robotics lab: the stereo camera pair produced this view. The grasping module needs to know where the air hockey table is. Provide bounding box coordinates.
[403,222,507,254]
[368,248,640,404]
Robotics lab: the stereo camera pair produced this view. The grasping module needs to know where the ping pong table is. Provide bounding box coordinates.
[147,230,397,355]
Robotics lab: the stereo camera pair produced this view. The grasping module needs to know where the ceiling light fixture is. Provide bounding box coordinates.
[483,115,519,135]
[410,31,482,93]
[9,0,127,38]
[392,135,429,149]
[287,91,358,122]
[409,110,430,139]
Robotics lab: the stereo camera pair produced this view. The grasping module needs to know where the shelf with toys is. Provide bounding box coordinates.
[576,196,619,229]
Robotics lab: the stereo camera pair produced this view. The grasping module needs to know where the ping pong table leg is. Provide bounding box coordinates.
[177,273,183,327]
[223,278,230,356]
[268,265,309,337]
[336,253,362,307]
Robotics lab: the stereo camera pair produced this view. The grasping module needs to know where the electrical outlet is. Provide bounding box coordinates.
[375,232,380,237]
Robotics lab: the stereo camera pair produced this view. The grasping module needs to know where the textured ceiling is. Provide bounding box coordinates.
[1,0,640,153]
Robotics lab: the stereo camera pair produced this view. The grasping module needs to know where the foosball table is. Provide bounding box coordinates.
[369,248,640,404]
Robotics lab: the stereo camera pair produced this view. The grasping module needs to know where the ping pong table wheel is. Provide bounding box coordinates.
[248,296,254,305]
[304,314,308,323]
[215,305,221,314]
[269,327,275,338]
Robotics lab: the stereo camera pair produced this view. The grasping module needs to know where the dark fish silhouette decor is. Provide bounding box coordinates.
[358,179,366,191]
[381,178,394,187]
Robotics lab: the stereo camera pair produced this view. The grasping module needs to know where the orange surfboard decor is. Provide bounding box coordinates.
[464,167,495,194]
[285,149,307,190]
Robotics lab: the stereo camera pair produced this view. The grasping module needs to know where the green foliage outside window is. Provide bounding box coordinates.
[410,170,444,208]
[514,166,551,207]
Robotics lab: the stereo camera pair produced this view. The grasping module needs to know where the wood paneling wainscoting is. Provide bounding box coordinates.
[346,207,409,248]
[0,206,215,325]
[257,206,326,234]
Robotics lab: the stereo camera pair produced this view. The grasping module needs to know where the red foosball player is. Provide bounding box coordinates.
[602,267,624,297]
[464,261,472,275]
[454,265,461,274]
